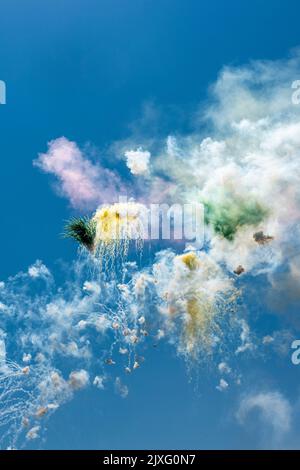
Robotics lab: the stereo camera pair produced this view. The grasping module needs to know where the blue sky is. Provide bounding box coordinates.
[1,0,300,450]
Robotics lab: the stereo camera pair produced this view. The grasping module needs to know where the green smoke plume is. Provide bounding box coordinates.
[204,195,269,241]
[64,216,96,252]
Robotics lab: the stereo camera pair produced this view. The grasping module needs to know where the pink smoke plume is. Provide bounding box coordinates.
[34,137,127,209]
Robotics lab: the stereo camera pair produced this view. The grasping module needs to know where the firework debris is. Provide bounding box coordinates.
[105,358,116,366]
[234,265,245,275]
[253,231,274,245]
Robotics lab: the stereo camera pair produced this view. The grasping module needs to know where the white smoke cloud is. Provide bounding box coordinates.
[142,51,300,280]
[93,375,105,390]
[218,362,231,375]
[28,261,51,280]
[237,391,292,446]
[124,149,150,176]
[0,255,149,448]
[114,377,129,398]
[216,378,229,392]
[26,426,40,441]
[68,370,89,390]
